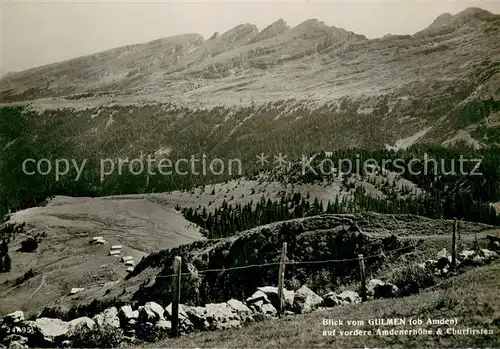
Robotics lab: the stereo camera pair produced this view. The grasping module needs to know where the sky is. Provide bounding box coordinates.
[1,0,499,75]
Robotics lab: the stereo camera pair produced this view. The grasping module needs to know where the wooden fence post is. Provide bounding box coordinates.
[277,242,287,317]
[451,218,457,270]
[171,256,182,337]
[358,254,367,302]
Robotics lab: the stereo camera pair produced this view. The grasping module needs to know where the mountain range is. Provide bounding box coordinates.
[1,8,499,152]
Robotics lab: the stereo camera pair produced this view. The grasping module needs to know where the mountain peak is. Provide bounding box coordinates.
[456,7,494,19]
[294,18,327,30]
[250,18,291,43]
[415,7,498,37]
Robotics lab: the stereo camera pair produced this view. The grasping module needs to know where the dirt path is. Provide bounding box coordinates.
[29,275,46,299]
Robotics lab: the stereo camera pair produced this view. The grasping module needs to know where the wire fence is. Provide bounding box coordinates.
[153,244,417,279]
[150,241,426,330]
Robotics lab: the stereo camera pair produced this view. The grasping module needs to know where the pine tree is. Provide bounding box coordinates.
[0,239,7,256]
[3,254,11,272]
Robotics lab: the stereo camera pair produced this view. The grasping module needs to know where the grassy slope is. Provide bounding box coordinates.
[0,195,204,317]
[144,261,500,348]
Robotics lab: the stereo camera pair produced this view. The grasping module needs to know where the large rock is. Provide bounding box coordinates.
[367,279,398,299]
[424,259,438,268]
[184,306,210,330]
[292,285,323,314]
[226,299,252,315]
[480,248,498,262]
[3,334,28,347]
[324,290,361,307]
[184,303,241,331]
[374,283,399,299]
[366,279,384,299]
[8,341,27,349]
[163,304,193,333]
[68,317,94,330]
[165,303,188,320]
[118,305,137,322]
[93,307,120,328]
[462,249,498,267]
[260,303,277,317]
[489,241,500,250]
[436,248,452,269]
[33,318,70,344]
[458,250,475,261]
[3,311,24,325]
[205,303,240,322]
[256,286,295,311]
[139,302,165,323]
[68,317,94,333]
[246,290,269,305]
[154,319,172,332]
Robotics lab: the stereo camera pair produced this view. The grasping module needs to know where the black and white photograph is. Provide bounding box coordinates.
[0,0,499,348]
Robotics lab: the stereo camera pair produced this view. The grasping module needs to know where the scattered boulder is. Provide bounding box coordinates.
[367,279,385,299]
[184,303,242,331]
[367,279,399,299]
[165,303,188,320]
[139,302,165,323]
[226,299,252,315]
[246,290,269,305]
[205,303,240,322]
[471,254,485,266]
[486,235,500,250]
[68,317,94,332]
[323,290,361,307]
[374,283,399,299]
[7,341,27,349]
[60,340,72,348]
[4,311,24,325]
[70,288,85,295]
[33,318,70,344]
[154,319,172,332]
[118,305,137,322]
[256,286,295,311]
[260,303,277,317]
[425,259,438,268]
[3,334,28,348]
[489,240,500,250]
[400,282,420,297]
[480,248,498,262]
[460,249,498,266]
[458,250,475,261]
[435,248,452,269]
[292,285,323,314]
[246,290,271,313]
[93,307,120,328]
[184,306,210,330]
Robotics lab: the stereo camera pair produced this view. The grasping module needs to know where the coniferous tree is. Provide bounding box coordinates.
[3,254,11,272]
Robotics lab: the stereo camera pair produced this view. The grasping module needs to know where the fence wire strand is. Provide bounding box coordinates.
[154,244,416,279]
